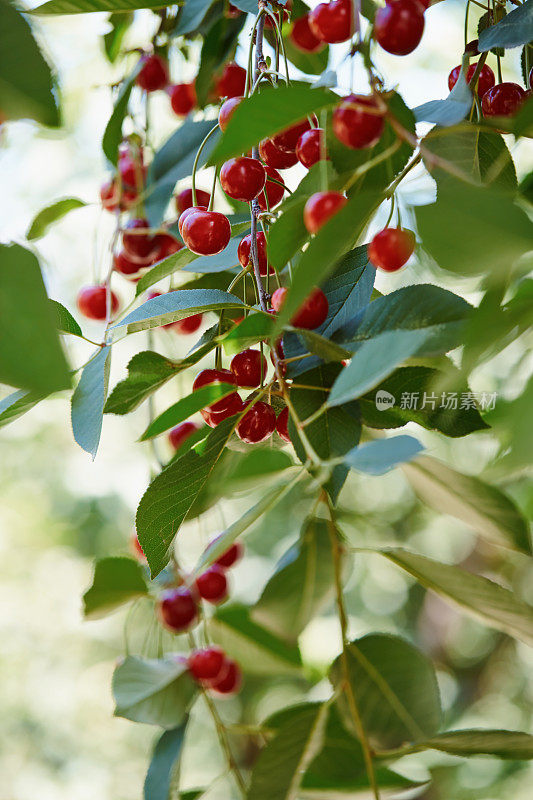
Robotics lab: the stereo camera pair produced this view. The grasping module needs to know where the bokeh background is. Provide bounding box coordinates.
[1,1,532,798]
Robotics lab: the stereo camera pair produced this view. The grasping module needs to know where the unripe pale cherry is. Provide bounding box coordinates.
[215,62,246,98]
[257,166,286,211]
[77,286,119,320]
[188,647,229,684]
[237,232,273,276]
[481,82,526,118]
[158,587,198,632]
[259,137,299,170]
[220,157,266,202]
[175,188,211,216]
[276,406,291,443]
[218,96,243,132]
[136,54,169,92]
[448,63,495,98]
[332,95,385,150]
[303,191,347,234]
[196,565,228,604]
[168,421,201,450]
[296,128,326,169]
[374,0,425,56]
[181,210,231,256]
[367,228,416,272]
[169,82,196,116]
[290,13,325,53]
[309,0,354,44]
[236,402,277,443]
[210,659,242,694]
[271,286,329,329]
[231,349,268,388]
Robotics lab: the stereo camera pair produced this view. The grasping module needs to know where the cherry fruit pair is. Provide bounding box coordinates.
[271,286,329,330]
[188,648,242,695]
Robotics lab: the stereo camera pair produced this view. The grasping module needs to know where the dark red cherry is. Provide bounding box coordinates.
[272,118,314,154]
[123,218,158,263]
[303,191,347,234]
[332,94,385,150]
[374,0,425,56]
[290,13,325,52]
[214,539,244,569]
[257,166,286,211]
[168,420,201,450]
[175,188,211,216]
[196,565,228,604]
[188,647,229,684]
[150,233,183,264]
[309,0,353,44]
[158,587,198,632]
[181,210,231,256]
[271,286,329,329]
[237,232,273,276]
[210,659,242,694]
[276,406,291,443]
[215,62,247,98]
[77,286,119,320]
[201,392,245,427]
[481,82,526,118]
[136,53,169,92]
[236,401,276,443]
[231,348,268,388]
[367,227,415,272]
[220,157,266,202]
[218,96,243,132]
[178,206,207,236]
[448,63,495,97]
[259,137,299,170]
[169,82,196,116]
[193,368,238,415]
[114,250,142,275]
[296,128,326,168]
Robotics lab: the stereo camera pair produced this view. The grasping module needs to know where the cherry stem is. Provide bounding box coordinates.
[191,124,219,207]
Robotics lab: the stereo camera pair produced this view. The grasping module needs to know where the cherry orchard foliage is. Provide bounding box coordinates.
[3,0,533,799]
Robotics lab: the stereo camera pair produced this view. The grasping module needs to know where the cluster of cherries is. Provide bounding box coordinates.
[448,58,532,120]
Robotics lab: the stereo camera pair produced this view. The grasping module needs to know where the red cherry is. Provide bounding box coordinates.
[193,368,239,415]
[374,0,425,56]
[77,285,119,320]
[100,180,137,212]
[214,539,244,569]
[230,348,268,388]
[259,137,299,170]
[136,53,169,92]
[271,286,329,329]
[296,128,326,168]
[178,205,207,236]
[168,421,201,450]
[332,94,385,150]
[114,250,142,275]
[257,166,286,211]
[367,227,415,272]
[181,210,231,256]
[118,155,146,190]
[215,62,247,98]
[150,233,183,264]
[175,188,211,216]
[303,191,347,234]
[448,63,495,97]
[169,82,196,116]
[290,13,325,52]
[210,659,242,694]
[237,232,273,276]
[481,82,526,118]
[276,406,291,443]
[196,565,228,604]
[123,218,158,263]
[219,96,243,132]
[236,402,276,444]
[272,118,314,154]
[158,588,198,632]
[220,157,266,202]
[309,0,353,44]
[201,392,245,427]
[188,647,229,684]
[174,314,203,334]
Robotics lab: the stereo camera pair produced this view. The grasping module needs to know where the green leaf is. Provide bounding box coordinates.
[174,0,215,35]
[376,548,533,646]
[478,0,533,52]
[268,196,309,272]
[135,249,199,296]
[247,702,330,800]
[253,517,337,643]
[282,31,329,76]
[221,312,274,355]
[290,328,351,364]
[0,387,48,429]
[71,346,111,458]
[83,556,149,619]
[113,656,197,729]
[27,198,87,240]
[102,67,140,166]
[0,0,59,126]
[0,244,71,393]
[330,633,442,748]
[103,12,133,62]
[140,384,236,440]
[144,723,188,800]
[414,64,472,126]
[344,435,424,475]
[104,351,179,416]
[402,455,531,554]
[113,289,246,335]
[50,299,83,337]
[137,417,239,577]
[419,729,533,760]
[210,604,302,677]
[33,0,177,13]
[209,84,339,165]
[195,14,245,107]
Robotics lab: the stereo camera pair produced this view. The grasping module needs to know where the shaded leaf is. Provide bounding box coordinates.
[144,723,188,800]
[419,729,533,760]
[478,0,533,52]
[102,67,139,165]
[414,63,472,126]
[105,351,179,416]
[71,346,111,458]
[27,198,87,240]
[344,435,424,476]
[83,556,148,619]
[195,14,245,106]
[140,383,236,440]
[221,312,274,355]
[50,299,83,337]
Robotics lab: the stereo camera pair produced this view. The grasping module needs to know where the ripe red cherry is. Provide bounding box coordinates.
[151,233,183,264]
[169,82,196,116]
[210,659,242,694]
[290,13,325,53]
[136,53,169,92]
[220,157,266,202]
[272,118,314,154]
[218,96,243,132]
[448,63,495,97]
[178,206,207,236]
[259,137,299,170]
[374,0,425,56]
[231,349,268,388]
[77,286,119,320]
[196,565,228,604]
[258,167,286,211]
[175,188,211,216]
[481,82,526,118]
[114,250,142,275]
[215,62,246,98]
[123,218,158,263]
[168,420,201,450]
[332,94,385,150]
[188,647,229,684]
[214,540,244,569]
[237,232,273,276]
[296,128,326,168]
[276,406,291,443]
[181,210,231,256]
[271,286,329,329]
[193,368,239,415]
[201,392,244,427]
[303,191,347,234]
[236,402,276,443]
[309,0,353,44]
[174,314,203,334]
[158,587,198,632]
[367,227,415,272]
